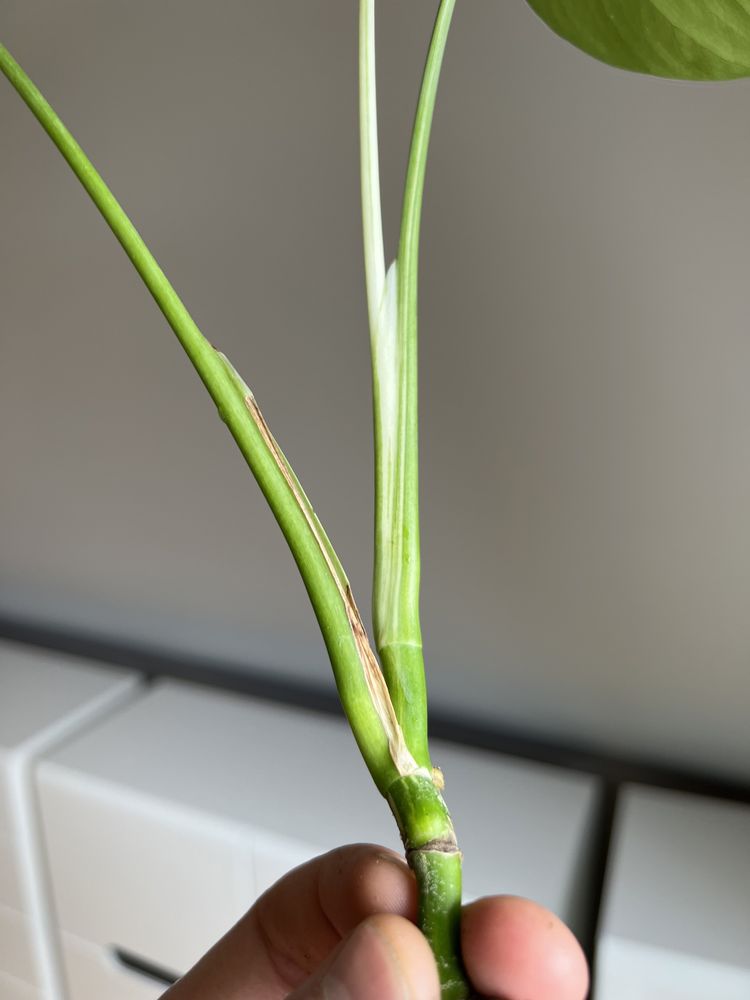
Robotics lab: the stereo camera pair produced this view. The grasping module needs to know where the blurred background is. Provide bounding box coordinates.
[3,0,750,783]
[3,3,750,997]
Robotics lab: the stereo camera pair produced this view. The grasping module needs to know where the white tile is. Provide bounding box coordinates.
[595,784,750,998]
[61,932,164,1000]
[0,902,37,985]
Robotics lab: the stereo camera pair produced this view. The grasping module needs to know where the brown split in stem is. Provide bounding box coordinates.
[243,388,423,780]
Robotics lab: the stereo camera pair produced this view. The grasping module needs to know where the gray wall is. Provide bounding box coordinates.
[2,1,749,781]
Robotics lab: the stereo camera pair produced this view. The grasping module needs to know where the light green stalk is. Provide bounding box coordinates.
[359,0,386,335]
[388,774,466,998]
[360,4,468,996]
[389,0,457,758]
[360,0,433,767]
[362,0,457,771]
[0,41,415,798]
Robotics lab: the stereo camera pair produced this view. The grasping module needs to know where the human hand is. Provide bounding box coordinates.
[162,843,589,999]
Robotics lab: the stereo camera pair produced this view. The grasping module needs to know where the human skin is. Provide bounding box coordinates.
[162,843,589,999]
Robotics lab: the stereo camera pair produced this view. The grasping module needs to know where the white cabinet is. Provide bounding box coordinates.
[595,784,750,999]
[0,969,39,1000]
[430,739,600,936]
[0,641,139,1000]
[59,936,169,1000]
[36,679,602,998]
[0,904,37,983]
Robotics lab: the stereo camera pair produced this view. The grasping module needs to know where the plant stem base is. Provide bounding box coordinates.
[387,773,471,998]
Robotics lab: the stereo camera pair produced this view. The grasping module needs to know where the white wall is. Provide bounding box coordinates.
[2,0,749,781]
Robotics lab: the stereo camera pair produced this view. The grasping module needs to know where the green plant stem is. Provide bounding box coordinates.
[360,2,427,760]
[359,0,386,334]
[359,4,468,995]
[390,0,456,744]
[388,774,469,999]
[366,0,457,769]
[0,40,413,797]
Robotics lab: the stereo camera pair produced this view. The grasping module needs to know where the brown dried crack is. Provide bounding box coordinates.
[243,390,419,779]
[407,836,461,858]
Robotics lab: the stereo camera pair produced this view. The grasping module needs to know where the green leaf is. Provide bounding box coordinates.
[525,0,750,80]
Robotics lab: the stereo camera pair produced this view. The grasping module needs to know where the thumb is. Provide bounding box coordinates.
[288,913,440,1000]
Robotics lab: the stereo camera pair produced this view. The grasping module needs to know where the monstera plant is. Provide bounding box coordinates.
[1,2,748,995]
